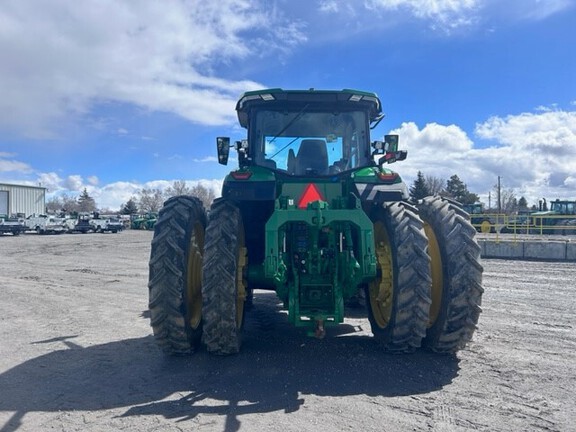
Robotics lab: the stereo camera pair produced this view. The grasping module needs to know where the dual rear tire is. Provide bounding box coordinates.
[365,196,483,353]
[148,196,207,355]
[148,197,245,356]
[150,195,483,356]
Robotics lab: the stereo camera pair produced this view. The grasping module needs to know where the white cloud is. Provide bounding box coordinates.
[37,172,64,192]
[0,157,33,174]
[0,0,306,139]
[361,0,480,31]
[475,110,576,156]
[515,0,573,21]
[87,178,224,211]
[87,176,99,186]
[387,121,486,192]
[366,0,478,18]
[192,156,219,163]
[390,107,576,206]
[317,0,572,36]
[64,175,86,192]
[318,0,357,16]
[391,121,474,153]
[38,175,224,211]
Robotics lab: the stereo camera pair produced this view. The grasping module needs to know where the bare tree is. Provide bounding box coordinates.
[161,181,215,209]
[61,193,80,215]
[138,188,164,213]
[190,184,216,209]
[164,180,192,199]
[45,196,63,214]
[425,175,445,196]
[492,185,517,214]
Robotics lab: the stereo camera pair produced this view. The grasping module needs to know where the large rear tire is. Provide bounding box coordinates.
[148,196,207,355]
[365,201,431,352]
[202,199,247,355]
[417,195,484,353]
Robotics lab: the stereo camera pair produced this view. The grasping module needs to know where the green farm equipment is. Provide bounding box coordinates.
[131,213,157,230]
[148,89,483,355]
[530,199,576,235]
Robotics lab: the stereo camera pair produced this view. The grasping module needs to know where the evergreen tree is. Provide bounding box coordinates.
[518,196,528,209]
[444,175,479,205]
[121,198,138,215]
[77,188,97,212]
[409,171,430,202]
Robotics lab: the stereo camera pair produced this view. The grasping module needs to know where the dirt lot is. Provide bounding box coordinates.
[1,230,575,432]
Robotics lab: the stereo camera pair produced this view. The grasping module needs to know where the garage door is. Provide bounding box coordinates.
[0,190,8,215]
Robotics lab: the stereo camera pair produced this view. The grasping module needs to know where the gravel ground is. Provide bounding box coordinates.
[0,230,575,432]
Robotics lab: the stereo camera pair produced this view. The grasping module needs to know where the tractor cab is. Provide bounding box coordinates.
[217,88,405,176]
[550,200,576,215]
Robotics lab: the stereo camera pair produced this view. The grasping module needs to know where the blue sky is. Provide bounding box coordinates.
[1,0,575,211]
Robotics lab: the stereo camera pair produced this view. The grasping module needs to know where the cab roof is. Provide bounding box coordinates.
[235,88,383,128]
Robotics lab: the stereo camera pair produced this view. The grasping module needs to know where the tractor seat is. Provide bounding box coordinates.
[295,139,328,175]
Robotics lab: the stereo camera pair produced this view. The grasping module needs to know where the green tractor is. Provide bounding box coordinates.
[530,199,576,235]
[131,213,157,230]
[148,88,483,356]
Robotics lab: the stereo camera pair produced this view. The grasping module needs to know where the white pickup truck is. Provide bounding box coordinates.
[25,215,68,234]
[90,216,124,233]
[0,215,27,235]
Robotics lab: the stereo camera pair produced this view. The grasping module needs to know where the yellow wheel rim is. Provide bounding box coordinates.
[186,222,204,329]
[236,225,247,327]
[368,222,394,328]
[423,223,443,327]
[236,246,247,327]
[480,220,491,233]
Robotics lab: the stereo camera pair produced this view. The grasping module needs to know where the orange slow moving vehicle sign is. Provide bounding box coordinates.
[297,183,324,209]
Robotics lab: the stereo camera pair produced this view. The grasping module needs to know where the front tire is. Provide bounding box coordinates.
[417,196,484,353]
[202,199,247,355]
[365,201,431,352]
[148,196,207,355]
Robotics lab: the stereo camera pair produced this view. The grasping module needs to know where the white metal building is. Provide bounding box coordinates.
[0,183,46,217]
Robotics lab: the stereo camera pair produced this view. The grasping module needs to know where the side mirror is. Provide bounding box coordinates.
[384,134,398,152]
[216,137,230,165]
[377,135,407,165]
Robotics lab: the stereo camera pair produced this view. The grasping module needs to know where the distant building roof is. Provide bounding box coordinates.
[0,182,47,190]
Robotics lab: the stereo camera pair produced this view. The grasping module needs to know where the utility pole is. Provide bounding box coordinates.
[497,176,501,214]
[488,191,491,210]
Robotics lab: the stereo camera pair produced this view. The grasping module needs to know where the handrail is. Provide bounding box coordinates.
[468,213,576,235]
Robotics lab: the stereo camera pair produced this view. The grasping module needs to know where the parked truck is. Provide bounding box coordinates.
[90,214,124,233]
[0,214,27,236]
[25,215,68,234]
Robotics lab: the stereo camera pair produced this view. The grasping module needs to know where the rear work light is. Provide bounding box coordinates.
[377,172,399,182]
[231,170,252,180]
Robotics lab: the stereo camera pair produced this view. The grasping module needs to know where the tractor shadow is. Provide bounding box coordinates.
[0,292,459,432]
